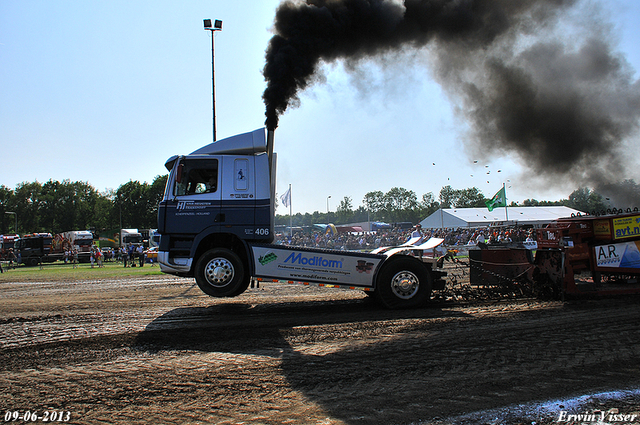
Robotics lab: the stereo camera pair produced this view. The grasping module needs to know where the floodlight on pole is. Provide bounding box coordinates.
[5,211,17,234]
[204,19,223,141]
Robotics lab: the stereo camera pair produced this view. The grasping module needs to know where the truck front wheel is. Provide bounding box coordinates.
[194,248,250,297]
[375,257,432,309]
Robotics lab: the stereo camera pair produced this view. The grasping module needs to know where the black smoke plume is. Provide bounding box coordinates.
[262,0,640,204]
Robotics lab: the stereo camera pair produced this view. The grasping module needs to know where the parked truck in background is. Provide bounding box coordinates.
[57,230,94,262]
[157,128,447,308]
[15,230,95,266]
[149,229,160,248]
[0,234,19,261]
[14,233,55,266]
[120,229,143,247]
[139,229,160,248]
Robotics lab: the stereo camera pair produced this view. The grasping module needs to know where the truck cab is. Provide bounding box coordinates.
[14,233,54,266]
[157,128,274,277]
[157,128,445,308]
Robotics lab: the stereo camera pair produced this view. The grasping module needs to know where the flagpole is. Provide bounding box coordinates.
[288,184,292,238]
[503,183,508,222]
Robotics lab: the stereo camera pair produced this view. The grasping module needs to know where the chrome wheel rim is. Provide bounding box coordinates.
[204,257,234,287]
[390,270,420,299]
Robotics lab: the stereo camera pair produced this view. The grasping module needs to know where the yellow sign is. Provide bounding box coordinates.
[593,219,611,237]
[612,215,640,240]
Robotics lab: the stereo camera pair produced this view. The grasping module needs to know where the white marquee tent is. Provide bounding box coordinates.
[419,206,585,229]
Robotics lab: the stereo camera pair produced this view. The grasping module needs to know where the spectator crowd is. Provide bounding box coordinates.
[274,225,537,251]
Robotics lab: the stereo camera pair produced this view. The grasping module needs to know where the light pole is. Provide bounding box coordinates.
[204,19,222,141]
[5,211,17,234]
[327,196,331,213]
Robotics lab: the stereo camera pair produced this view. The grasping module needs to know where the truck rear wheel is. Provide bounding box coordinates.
[194,248,250,297]
[375,257,432,309]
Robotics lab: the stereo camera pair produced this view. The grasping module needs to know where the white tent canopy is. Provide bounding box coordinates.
[419,206,584,229]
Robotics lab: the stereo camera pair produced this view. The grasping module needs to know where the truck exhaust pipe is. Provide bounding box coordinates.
[267,128,277,239]
[267,128,275,174]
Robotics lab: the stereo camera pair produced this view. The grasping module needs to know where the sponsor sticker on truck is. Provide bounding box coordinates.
[251,245,383,287]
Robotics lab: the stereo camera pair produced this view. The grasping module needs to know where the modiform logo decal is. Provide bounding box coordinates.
[284,252,343,269]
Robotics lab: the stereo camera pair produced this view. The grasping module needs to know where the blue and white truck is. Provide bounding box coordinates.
[157,128,446,308]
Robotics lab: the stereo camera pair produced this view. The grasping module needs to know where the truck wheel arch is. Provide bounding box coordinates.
[191,230,251,272]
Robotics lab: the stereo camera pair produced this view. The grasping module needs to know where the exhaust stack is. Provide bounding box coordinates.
[267,128,277,239]
[267,128,275,173]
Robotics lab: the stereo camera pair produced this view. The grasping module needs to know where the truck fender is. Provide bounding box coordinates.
[190,227,252,272]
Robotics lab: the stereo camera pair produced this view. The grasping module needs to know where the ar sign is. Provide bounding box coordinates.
[596,241,640,269]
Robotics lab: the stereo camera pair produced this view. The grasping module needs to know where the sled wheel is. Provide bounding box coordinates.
[375,257,432,309]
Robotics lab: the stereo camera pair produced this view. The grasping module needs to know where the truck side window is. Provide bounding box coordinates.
[174,160,218,196]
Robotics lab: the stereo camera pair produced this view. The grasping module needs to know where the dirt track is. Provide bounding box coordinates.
[1,274,640,425]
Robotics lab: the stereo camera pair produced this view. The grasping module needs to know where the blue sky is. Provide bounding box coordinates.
[1,0,639,215]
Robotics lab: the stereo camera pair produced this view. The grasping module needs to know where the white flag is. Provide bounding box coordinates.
[280,186,291,208]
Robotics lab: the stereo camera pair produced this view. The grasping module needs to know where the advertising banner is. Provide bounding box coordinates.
[593,219,612,238]
[612,215,640,240]
[251,245,383,287]
[595,241,640,269]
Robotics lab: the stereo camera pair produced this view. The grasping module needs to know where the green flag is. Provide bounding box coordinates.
[486,186,506,212]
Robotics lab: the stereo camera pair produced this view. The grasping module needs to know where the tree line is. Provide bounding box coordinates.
[276,181,640,228]
[1,176,636,235]
[0,176,168,235]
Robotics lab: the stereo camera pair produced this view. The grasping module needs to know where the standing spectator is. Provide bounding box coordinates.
[122,246,128,267]
[410,224,424,244]
[137,244,144,267]
[96,248,103,268]
[128,243,136,267]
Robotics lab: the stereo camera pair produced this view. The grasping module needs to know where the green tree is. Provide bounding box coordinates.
[567,187,607,213]
[352,205,370,223]
[92,189,119,232]
[417,192,439,219]
[384,187,418,223]
[0,185,17,234]
[438,185,456,208]
[454,187,486,208]
[14,181,43,233]
[38,180,100,233]
[116,180,150,229]
[146,175,169,227]
[363,191,385,221]
[336,196,353,224]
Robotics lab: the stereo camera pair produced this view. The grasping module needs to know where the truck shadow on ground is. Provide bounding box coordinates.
[134,299,640,425]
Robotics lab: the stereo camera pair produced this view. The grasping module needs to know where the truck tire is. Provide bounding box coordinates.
[194,248,250,297]
[375,256,432,309]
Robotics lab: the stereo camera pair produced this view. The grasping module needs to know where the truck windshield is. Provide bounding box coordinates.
[123,236,143,245]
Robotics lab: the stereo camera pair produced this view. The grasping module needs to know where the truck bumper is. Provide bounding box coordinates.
[158,251,193,275]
